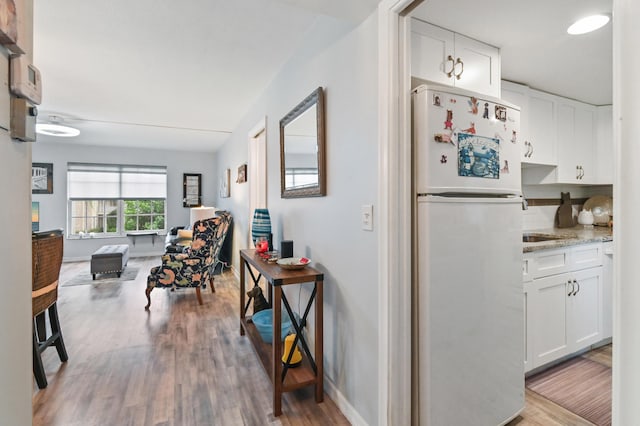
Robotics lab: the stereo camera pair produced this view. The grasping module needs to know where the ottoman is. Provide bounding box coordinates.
[91,245,129,280]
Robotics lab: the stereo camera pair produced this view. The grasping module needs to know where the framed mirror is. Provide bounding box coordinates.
[280,87,326,198]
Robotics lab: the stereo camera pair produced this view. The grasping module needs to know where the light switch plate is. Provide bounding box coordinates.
[361,204,373,231]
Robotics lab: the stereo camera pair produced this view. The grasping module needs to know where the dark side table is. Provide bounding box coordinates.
[239,249,324,417]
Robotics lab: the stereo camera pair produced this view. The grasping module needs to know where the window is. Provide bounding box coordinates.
[285,167,319,189]
[67,163,167,237]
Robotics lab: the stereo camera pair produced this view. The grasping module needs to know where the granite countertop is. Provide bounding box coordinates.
[523,225,613,253]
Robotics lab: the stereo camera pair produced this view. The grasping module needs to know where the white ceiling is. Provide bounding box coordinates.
[33,0,611,152]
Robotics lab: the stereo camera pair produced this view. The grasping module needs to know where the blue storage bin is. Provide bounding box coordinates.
[251,309,299,343]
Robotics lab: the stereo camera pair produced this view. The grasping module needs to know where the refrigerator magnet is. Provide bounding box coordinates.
[434,132,452,144]
[457,133,500,179]
[501,160,510,173]
[444,110,453,130]
[482,102,489,119]
[495,105,507,122]
[462,122,476,134]
[468,97,479,115]
[433,93,442,107]
[511,130,517,144]
[440,154,448,164]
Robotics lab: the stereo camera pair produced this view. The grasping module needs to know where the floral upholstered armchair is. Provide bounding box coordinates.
[145,212,232,310]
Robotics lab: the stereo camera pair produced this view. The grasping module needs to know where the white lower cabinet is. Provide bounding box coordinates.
[523,243,604,372]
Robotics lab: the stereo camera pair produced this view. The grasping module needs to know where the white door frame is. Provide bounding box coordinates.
[378,0,419,424]
[248,117,267,246]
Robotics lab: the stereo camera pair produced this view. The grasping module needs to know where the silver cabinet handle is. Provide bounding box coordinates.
[580,166,585,179]
[576,165,580,180]
[573,279,580,295]
[445,55,456,78]
[524,141,533,158]
[454,58,464,80]
[567,280,574,296]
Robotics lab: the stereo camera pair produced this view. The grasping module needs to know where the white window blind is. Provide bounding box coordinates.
[68,163,167,200]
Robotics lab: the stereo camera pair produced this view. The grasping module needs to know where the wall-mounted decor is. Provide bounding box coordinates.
[31,201,39,232]
[31,162,53,194]
[237,164,247,183]
[280,87,326,198]
[183,173,202,207]
[220,168,230,198]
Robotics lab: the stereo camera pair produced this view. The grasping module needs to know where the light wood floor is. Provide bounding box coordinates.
[33,257,349,426]
[33,257,611,426]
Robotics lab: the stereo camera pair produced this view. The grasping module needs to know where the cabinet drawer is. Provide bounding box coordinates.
[523,255,533,282]
[530,248,570,279]
[571,243,603,270]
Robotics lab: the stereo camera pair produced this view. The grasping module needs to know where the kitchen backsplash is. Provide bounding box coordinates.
[523,204,583,230]
[522,184,612,230]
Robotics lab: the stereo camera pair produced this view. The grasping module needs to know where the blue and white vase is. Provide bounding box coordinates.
[251,208,272,247]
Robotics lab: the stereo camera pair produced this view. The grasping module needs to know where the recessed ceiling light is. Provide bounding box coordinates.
[567,14,610,35]
[36,123,80,137]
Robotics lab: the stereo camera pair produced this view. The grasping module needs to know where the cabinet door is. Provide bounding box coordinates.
[530,273,571,368]
[453,33,500,98]
[595,105,613,184]
[569,267,603,350]
[501,81,530,162]
[556,100,596,183]
[527,90,557,165]
[410,19,454,86]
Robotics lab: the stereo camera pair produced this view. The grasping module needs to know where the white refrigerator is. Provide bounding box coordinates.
[413,84,524,425]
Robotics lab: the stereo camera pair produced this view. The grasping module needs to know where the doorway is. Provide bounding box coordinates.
[248,118,267,247]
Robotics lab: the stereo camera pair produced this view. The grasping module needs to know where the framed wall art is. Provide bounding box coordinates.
[220,168,230,198]
[183,173,202,207]
[31,162,53,194]
[237,164,247,183]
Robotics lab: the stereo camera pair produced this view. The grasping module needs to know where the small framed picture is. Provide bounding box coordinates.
[32,162,53,194]
[237,164,247,183]
[495,105,507,122]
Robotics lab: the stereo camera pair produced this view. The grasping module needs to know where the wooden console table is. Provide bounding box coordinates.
[239,249,324,417]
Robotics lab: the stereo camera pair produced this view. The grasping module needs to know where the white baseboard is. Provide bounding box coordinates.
[324,377,368,426]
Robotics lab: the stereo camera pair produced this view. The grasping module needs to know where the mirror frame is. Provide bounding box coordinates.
[279,87,326,198]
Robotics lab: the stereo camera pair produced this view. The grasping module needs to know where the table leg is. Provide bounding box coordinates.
[240,257,245,336]
[315,280,324,402]
[273,286,282,416]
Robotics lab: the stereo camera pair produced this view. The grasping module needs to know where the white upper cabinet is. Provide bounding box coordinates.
[501,81,557,165]
[556,99,596,183]
[527,90,559,166]
[411,18,501,98]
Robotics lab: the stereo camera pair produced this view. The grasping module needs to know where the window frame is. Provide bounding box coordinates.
[66,163,168,239]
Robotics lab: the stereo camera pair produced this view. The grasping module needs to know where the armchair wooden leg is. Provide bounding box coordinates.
[209,276,216,293]
[145,287,153,310]
[49,303,68,362]
[195,286,203,305]
[33,328,47,389]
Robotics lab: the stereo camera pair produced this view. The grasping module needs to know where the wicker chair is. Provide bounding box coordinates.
[32,229,68,389]
[145,212,232,309]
